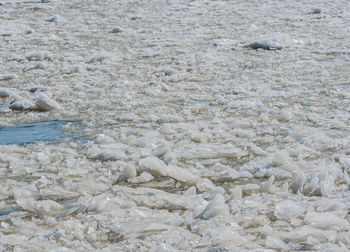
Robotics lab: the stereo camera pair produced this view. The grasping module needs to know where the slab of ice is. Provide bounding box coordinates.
[34,94,61,111]
[173,144,246,160]
[116,165,137,183]
[9,100,34,110]
[0,234,28,246]
[39,187,80,201]
[278,226,337,243]
[128,171,154,183]
[265,235,287,250]
[17,198,64,216]
[0,74,16,81]
[112,185,204,211]
[196,194,229,220]
[304,210,350,231]
[87,145,127,161]
[275,199,307,222]
[139,156,199,184]
[0,88,13,97]
[13,184,37,200]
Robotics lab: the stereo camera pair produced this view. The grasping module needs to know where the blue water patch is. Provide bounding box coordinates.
[0,119,85,145]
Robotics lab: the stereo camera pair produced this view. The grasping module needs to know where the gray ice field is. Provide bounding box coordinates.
[0,0,349,251]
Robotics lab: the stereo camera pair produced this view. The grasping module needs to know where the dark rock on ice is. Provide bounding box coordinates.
[232,89,239,95]
[27,86,48,93]
[299,243,313,251]
[244,42,282,50]
[110,27,122,33]
[1,33,11,37]
[312,8,321,14]
[46,16,57,22]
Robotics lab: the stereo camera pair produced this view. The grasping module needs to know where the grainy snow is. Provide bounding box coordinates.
[0,0,350,251]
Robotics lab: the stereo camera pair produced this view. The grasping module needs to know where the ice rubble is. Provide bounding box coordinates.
[0,86,60,112]
[0,0,350,251]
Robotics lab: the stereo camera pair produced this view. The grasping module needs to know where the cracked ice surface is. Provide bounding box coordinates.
[0,0,350,251]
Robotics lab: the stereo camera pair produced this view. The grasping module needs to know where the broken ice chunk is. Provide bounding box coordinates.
[290,173,306,194]
[34,94,61,111]
[9,100,35,110]
[196,194,228,220]
[275,200,307,222]
[116,165,137,183]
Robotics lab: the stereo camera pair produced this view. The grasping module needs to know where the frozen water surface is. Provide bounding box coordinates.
[0,0,350,251]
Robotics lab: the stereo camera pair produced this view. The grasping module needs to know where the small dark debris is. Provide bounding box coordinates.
[299,243,313,251]
[41,0,50,2]
[46,16,57,22]
[268,215,277,222]
[28,87,47,93]
[312,8,321,14]
[107,231,123,243]
[232,89,239,95]
[244,42,282,50]
[110,27,122,33]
